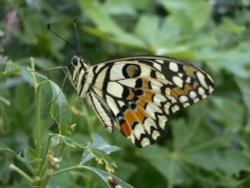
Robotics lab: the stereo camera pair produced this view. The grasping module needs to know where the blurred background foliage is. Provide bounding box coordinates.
[1,0,250,187]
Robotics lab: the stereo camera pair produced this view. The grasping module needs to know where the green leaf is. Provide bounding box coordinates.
[80,0,145,48]
[19,149,39,164]
[137,146,187,186]
[81,133,120,169]
[138,99,246,186]
[139,134,244,186]
[134,15,160,48]
[49,80,72,135]
[102,0,137,16]
[196,42,250,78]
[220,19,246,35]
[159,12,194,44]
[209,97,244,133]
[80,0,124,35]
[83,166,134,188]
[50,134,85,149]
[88,133,120,153]
[235,78,250,111]
[235,78,250,131]
[0,60,21,78]
[133,12,198,56]
[184,149,250,174]
[0,143,16,154]
[29,60,72,135]
[173,101,209,150]
[159,0,212,30]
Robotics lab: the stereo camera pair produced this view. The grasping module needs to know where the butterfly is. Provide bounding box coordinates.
[68,55,214,147]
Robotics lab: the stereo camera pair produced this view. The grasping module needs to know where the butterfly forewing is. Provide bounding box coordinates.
[71,56,214,147]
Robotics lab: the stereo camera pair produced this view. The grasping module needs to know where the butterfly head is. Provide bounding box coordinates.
[69,55,89,95]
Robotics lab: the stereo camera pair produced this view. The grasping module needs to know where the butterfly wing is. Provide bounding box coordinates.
[89,92,116,133]
[88,56,214,147]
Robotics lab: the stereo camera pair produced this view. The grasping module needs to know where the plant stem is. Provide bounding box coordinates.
[35,85,42,164]
[30,58,42,172]
[9,164,33,184]
[38,135,52,176]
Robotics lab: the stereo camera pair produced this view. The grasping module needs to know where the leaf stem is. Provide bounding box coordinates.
[53,165,86,176]
[9,164,33,184]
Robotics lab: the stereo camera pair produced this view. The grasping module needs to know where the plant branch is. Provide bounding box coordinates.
[9,164,33,184]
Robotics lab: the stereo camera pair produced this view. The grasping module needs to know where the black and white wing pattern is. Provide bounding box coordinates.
[70,56,214,147]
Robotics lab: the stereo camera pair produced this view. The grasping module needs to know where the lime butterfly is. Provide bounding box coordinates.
[69,55,214,147]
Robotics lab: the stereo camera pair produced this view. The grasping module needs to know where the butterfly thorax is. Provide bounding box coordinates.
[70,56,91,97]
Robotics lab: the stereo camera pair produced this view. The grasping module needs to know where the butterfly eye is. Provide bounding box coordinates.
[71,56,79,66]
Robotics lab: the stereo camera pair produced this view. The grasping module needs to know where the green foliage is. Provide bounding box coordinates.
[1,0,250,187]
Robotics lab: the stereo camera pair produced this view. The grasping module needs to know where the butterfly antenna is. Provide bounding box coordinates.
[47,23,79,56]
[73,19,81,56]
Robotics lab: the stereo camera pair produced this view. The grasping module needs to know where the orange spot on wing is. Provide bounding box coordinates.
[126,88,135,100]
[120,109,137,137]
[170,84,193,98]
[120,122,131,137]
[134,106,148,122]
[135,90,154,109]
[140,90,154,101]
[142,79,150,89]
[184,84,192,92]
[121,107,148,136]
[137,98,147,109]
[124,109,136,125]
